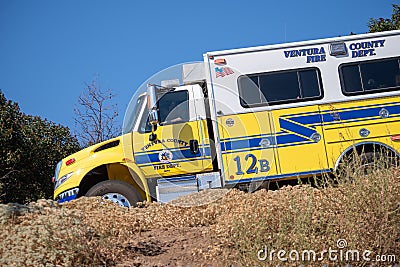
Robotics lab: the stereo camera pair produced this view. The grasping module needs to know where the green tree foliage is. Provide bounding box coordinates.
[368,4,400,32]
[0,90,80,203]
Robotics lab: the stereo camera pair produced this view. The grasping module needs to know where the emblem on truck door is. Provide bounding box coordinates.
[159,150,173,163]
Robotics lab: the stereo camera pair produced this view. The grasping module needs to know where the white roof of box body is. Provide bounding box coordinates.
[204,30,400,57]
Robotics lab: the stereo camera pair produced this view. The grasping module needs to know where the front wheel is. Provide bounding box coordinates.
[85,180,142,208]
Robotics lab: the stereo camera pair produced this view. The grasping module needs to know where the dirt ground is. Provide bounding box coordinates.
[2,172,399,267]
[0,189,234,267]
[114,226,217,267]
[113,190,231,267]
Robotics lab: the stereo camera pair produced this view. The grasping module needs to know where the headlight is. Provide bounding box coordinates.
[54,172,73,190]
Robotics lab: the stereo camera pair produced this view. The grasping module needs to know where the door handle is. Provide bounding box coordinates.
[189,140,199,155]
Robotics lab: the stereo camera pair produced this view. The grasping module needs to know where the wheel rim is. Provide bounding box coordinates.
[102,193,131,208]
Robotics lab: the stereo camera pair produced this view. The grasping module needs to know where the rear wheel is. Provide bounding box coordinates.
[85,180,142,208]
[338,151,398,182]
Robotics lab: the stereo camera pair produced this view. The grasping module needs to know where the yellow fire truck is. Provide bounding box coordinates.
[53,30,400,207]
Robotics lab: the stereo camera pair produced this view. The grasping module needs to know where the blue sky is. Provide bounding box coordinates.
[0,0,396,131]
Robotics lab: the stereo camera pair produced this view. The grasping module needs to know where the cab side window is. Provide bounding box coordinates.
[138,90,189,133]
[158,90,189,125]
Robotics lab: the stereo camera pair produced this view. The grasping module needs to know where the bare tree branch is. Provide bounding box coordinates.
[74,76,120,147]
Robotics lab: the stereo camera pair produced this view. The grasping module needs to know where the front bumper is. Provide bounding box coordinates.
[56,188,79,203]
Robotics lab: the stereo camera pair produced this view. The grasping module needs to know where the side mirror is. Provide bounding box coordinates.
[148,110,159,127]
[148,110,158,141]
[147,85,159,125]
[147,85,159,141]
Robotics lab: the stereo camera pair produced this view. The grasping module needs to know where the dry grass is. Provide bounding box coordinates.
[213,166,400,266]
[0,162,399,266]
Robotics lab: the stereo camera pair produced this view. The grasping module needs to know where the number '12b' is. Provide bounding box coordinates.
[233,154,270,175]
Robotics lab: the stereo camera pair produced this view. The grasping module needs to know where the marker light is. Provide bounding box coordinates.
[390,135,400,141]
[214,58,226,65]
[122,158,133,163]
[66,158,76,166]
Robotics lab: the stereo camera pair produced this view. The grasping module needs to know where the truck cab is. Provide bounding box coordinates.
[53,63,223,206]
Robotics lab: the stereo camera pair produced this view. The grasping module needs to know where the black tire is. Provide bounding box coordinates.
[85,180,142,208]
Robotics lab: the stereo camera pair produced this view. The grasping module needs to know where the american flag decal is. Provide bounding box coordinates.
[215,67,234,78]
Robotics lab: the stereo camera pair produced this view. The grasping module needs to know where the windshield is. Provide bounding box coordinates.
[122,94,146,133]
[122,61,202,133]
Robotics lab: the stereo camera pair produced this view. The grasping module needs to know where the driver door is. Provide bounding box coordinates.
[132,88,213,178]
